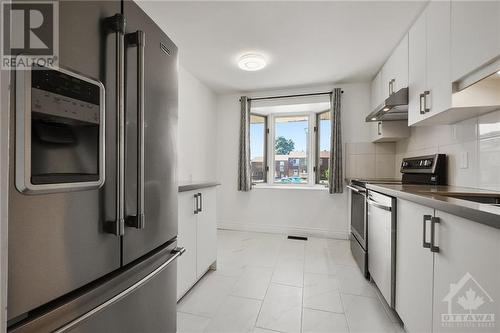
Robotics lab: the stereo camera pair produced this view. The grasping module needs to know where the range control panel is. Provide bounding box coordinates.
[400,154,447,185]
[401,157,434,170]
[401,154,446,173]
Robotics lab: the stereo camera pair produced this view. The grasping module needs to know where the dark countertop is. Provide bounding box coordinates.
[365,184,500,229]
[178,181,220,192]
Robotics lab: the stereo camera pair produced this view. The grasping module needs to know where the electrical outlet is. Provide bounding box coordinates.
[460,151,469,169]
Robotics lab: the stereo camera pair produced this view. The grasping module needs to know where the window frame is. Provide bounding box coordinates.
[250,113,268,184]
[268,112,316,187]
[315,110,331,186]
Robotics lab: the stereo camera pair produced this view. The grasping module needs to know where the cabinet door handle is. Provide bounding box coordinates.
[377,122,382,136]
[422,215,431,248]
[388,80,392,96]
[430,217,440,253]
[419,93,425,115]
[194,194,199,214]
[423,90,430,113]
[389,79,395,95]
[198,192,202,212]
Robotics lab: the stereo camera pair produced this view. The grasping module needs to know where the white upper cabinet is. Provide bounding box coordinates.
[370,35,409,114]
[408,1,452,126]
[451,1,500,82]
[408,11,427,126]
[426,0,452,120]
[382,34,409,99]
[370,70,383,112]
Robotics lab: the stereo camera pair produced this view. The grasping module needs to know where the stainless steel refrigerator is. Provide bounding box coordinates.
[7,1,181,332]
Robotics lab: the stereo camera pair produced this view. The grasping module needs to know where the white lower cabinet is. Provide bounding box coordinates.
[432,210,500,333]
[396,199,435,333]
[177,187,217,300]
[396,199,500,333]
[195,187,217,278]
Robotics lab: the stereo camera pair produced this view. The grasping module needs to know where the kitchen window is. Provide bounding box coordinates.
[250,114,268,183]
[273,115,310,184]
[316,111,331,185]
[249,96,331,187]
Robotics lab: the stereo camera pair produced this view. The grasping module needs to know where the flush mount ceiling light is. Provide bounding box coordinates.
[238,53,267,71]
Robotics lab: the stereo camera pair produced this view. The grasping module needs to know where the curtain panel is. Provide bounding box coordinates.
[329,88,343,193]
[238,96,252,191]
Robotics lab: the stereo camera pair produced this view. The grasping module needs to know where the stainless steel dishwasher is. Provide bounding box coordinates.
[367,190,397,308]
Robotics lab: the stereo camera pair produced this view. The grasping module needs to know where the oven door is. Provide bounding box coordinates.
[348,184,367,250]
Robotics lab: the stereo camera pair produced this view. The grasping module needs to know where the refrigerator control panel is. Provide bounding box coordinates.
[15,63,106,194]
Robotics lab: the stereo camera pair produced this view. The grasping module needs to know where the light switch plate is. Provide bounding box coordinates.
[460,151,469,169]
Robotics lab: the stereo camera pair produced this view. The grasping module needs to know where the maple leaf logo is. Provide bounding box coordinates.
[457,288,485,313]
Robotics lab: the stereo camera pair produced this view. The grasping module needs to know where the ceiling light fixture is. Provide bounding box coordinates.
[238,53,267,71]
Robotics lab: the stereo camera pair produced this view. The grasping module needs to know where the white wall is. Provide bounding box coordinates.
[395,110,500,190]
[216,83,371,239]
[178,66,218,182]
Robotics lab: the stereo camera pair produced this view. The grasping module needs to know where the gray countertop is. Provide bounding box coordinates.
[365,184,500,229]
[178,181,220,192]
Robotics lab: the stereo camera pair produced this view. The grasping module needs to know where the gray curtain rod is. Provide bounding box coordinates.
[245,90,343,102]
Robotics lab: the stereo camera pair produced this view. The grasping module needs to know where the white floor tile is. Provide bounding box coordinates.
[337,265,376,298]
[342,293,397,333]
[176,312,211,333]
[303,273,343,313]
[256,283,303,333]
[252,328,280,333]
[304,247,340,275]
[231,266,274,300]
[177,271,237,318]
[204,295,262,333]
[302,308,349,333]
[271,258,304,287]
[326,240,357,267]
[179,230,401,333]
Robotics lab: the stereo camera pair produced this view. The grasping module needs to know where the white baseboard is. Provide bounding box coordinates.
[217,222,349,240]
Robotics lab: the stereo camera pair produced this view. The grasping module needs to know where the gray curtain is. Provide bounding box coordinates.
[238,96,252,191]
[329,88,343,194]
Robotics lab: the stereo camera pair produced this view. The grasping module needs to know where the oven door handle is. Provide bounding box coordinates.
[347,185,366,194]
[367,198,392,212]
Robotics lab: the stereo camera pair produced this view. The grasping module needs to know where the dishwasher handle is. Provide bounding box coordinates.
[367,198,392,212]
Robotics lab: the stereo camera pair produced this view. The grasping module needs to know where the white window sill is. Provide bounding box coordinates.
[252,184,329,191]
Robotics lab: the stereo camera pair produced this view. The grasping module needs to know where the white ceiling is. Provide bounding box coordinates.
[138,1,427,94]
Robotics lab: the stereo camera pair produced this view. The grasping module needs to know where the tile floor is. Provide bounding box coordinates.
[177,230,405,333]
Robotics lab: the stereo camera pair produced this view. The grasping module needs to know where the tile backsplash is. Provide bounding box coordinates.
[394,109,500,191]
[345,142,396,179]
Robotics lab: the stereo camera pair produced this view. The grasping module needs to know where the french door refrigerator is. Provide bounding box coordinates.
[7,1,181,332]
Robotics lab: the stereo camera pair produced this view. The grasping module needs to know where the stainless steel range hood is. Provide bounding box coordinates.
[366,88,408,122]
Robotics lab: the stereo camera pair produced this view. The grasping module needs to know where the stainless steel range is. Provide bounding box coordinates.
[347,154,447,280]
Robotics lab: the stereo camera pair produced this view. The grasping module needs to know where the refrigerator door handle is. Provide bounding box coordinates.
[125,30,146,230]
[53,247,185,333]
[104,13,126,236]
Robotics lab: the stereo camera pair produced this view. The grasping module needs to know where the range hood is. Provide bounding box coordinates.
[366,88,408,122]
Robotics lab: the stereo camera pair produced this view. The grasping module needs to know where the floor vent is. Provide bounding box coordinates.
[287,235,308,241]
